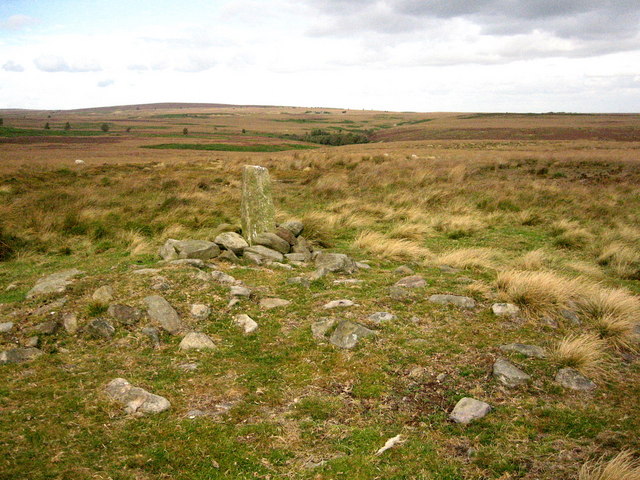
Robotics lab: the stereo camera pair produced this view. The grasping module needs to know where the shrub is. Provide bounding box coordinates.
[44,122,50,130]
[64,122,71,131]
[182,128,188,135]
[100,123,109,133]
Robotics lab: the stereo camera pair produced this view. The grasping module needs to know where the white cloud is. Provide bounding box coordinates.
[34,55,102,73]
[0,14,38,31]
[2,60,24,72]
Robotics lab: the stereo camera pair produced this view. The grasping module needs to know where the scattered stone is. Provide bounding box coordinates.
[86,319,115,339]
[0,347,44,365]
[92,286,114,304]
[368,312,396,323]
[287,277,311,287]
[178,362,198,371]
[159,239,220,261]
[355,262,371,270]
[275,227,297,245]
[243,251,264,265]
[28,320,59,335]
[0,322,14,333]
[394,275,426,288]
[151,276,171,291]
[311,318,337,339]
[492,358,531,387]
[105,378,170,414]
[280,220,304,237]
[389,286,411,299]
[450,397,492,424]
[315,253,357,274]
[230,286,252,297]
[227,297,241,309]
[141,327,160,348]
[190,304,211,320]
[555,368,597,391]
[323,299,356,309]
[211,271,237,285]
[436,373,448,383]
[492,303,521,317]
[560,309,581,325]
[179,332,216,351]
[271,262,293,270]
[429,294,476,309]
[541,316,559,329]
[285,253,310,263]
[438,264,459,273]
[260,298,291,309]
[132,268,161,275]
[233,314,258,333]
[108,304,143,325]
[241,165,276,244]
[144,295,181,334]
[499,343,546,358]
[333,279,363,285]
[329,320,375,349]
[33,297,68,316]
[26,269,83,298]
[62,313,78,334]
[218,249,240,264]
[169,259,206,268]
[186,409,207,419]
[24,336,39,348]
[308,267,330,282]
[244,245,284,262]
[394,265,414,275]
[214,232,248,254]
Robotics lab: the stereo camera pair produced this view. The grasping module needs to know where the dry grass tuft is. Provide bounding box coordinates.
[598,242,640,280]
[552,333,609,376]
[579,450,640,480]
[432,215,485,239]
[388,222,430,241]
[515,249,547,270]
[594,314,639,352]
[447,164,467,183]
[434,248,497,271]
[578,287,640,322]
[313,174,349,195]
[353,230,432,261]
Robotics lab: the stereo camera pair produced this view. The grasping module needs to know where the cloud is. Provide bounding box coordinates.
[0,14,38,31]
[34,55,101,73]
[2,60,24,72]
[174,56,216,73]
[97,79,114,87]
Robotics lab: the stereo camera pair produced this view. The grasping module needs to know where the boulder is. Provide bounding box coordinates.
[62,313,78,335]
[389,286,411,299]
[230,286,251,297]
[179,332,216,351]
[26,269,83,298]
[315,253,357,274]
[105,378,170,414]
[233,314,258,333]
[86,319,115,339]
[244,245,284,262]
[394,275,426,288]
[492,358,531,387]
[311,318,337,339]
[210,271,237,285]
[218,249,240,264]
[280,221,304,237]
[108,304,143,325]
[92,286,114,304]
[450,397,491,424]
[243,252,264,265]
[368,312,396,323]
[0,347,44,365]
[555,368,597,391]
[241,165,276,244]
[492,303,521,317]
[499,343,546,358]
[144,295,181,334]
[214,232,248,255]
[28,320,59,335]
[292,236,313,255]
[429,294,476,309]
[159,239,220,261]
[287,276,311,287]
[190,304,211,320]
[285,253,310,263]
[274,227,297,246]
[329,320,375,349]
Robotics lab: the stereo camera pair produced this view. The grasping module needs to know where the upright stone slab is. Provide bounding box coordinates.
[241,165,276,245]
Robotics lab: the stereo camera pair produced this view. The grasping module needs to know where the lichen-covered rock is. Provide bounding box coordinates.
[492,303,521,317]
[323,299,356,309]
[214,232,248,254]
[190,304,211,320]
[241,165,276,244]
[105,378,170,414]
[315,253,357,274]
[450,397,491,424]
[144,295,181,334]
[86,319,115,339]
[329,320,375,349]
[429,294,476,309]
[394,275,426,288]
[244,245,284,262]
[179,332,216,350]
[492,358,531,387]
[555,368,597,391]
[108,304,143,325]
[0,347,44,365]
[253,233,291,254]
[92,286,114,304]
[311,318,337,339]
[274,227,297,246]
[159,239,220,261]
[499,343,546,358]
[26,269,83,298]
[280,221,304,237]
[0,322,14,333]
[368,312,396,323]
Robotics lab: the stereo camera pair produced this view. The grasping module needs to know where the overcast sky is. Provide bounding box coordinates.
[1,0,639,112]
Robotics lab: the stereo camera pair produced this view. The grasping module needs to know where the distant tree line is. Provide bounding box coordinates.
[281,128,371,146]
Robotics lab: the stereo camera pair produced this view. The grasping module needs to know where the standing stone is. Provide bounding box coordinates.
[241,165,276,245]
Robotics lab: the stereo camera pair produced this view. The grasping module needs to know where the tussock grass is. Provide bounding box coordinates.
[432,215,484,239]
[579,451,640,480]
[515,249,547,270]
[313,174,349,195]
[550,219,593,249]
[388,222,430,241]
[434,248,497,270]
[598,242,640,279]
[353,230,432,261]
[552,333,609,376]
[594,314,639,352]
[578,287,640,323]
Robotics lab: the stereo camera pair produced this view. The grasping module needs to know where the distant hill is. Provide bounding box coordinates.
[0,102,278,114]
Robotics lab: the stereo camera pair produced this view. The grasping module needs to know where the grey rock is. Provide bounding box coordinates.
[243,251,264,265]
[214,232,249,254]
[241,165,276,244]
[178,362,199,371]
[210,270,237,285]
[560,309,581,325]
[311,318,337,339]
[292,236,313,256]
[499,343,546,358]
[179,332,216,351]
[541,316,559,328]
[86,319,115,339]
[271,262,293,270]
[92,286,114,304]
[394,275,426,288]
[132,268,162,275]
[26,269,83,298]
[169,259,206,268]
[333,279,363,285]
[438,264,459,273]
[555,368,597,391]
[108,304,143,325]
[105,378,170,414]
[190,304,211,320]
[355,262,371,270]
[323,299,356,309]
[280,221,304,237]
[28,320,59,335]
[368,312,396,323]
[285,253,310,263]
[24,336,39,348]
[230,285,252,297]
[227,297,241,309]
[218,249,240,264]
[287,277,311,287]
[260,298,291,309]
[144,295,181,334]
[394,265,414,275]
[492,303,521,317]
[233,314,258,333]
[33,297,68,316]
[315,253,357,274]
[308,267,330,282]
[389,286,411,299]
[329,320,375,349]
[492,358,531,387]
[62,313,78,335]
[450,397,491,424]
[0,322,14,333]
[244,245,284,262]
[429,294,476,309]
[274,227,297,246]
[0,347,44,365]
[141,327,160,348]
[159,239,220,261]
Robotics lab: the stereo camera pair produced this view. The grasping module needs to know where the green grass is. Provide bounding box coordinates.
[0,126,105,137]
[141,143,317,152]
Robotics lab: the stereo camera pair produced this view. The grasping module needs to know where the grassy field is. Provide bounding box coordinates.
[1,104,639,479]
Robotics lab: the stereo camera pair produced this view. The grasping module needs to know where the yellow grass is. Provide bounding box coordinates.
[434,248,497,270]
[595,314,639,352]
[598,242,640,279]
[388,222,430,241]
[515,249,547,270]
[579,451,640,480]
[578,287,640,322]
[552,333,609,376]
[352,230,432,261]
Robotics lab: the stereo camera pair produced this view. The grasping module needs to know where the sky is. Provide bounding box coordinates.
[1,0,639,112]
